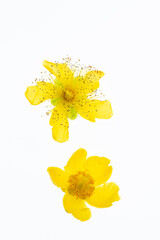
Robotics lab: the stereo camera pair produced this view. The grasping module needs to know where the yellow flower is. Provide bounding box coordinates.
[47,148,120,221]
[25,59,113,142]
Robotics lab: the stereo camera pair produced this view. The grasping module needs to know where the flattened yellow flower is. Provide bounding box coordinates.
[25,59,113,142]
[47,148,120,221]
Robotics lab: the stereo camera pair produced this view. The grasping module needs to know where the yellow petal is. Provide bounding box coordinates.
[75,70,104,96]
[47,167,68,191]
[64,148,87,173]
[86,182,120,208]
[84,156,112,186]
[43,60,61,77]
[43,60,74,88]
[63,193,91,221]
[25,82,59,105]
[49,104,69,143]
[75,99,113,122]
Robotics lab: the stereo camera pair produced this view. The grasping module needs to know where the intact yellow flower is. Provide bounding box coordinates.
[47,148,120,221]
[25,59,113,143]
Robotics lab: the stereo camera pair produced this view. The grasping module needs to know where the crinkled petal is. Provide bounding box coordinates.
[75,99,113,122]
[63,193,91,221]
[47,167,69,191]
[25,82,60,105]
[43,60,74,88]
[75,70,104,96]
[49,104,69,143]
[86,182,120,208]
[64,148,87,173]
[84,156,112,186]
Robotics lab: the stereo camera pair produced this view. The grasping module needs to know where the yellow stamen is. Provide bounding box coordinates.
[68,171,95,199]
[64,90,74,101]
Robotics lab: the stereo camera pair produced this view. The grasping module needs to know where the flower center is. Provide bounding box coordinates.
[64,90,74,101]
[68,171,95,199]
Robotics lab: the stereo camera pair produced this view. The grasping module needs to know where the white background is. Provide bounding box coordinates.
[0,0,160,239]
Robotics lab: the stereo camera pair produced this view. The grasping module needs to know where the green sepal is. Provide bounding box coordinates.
[68,107,78,120]
[51,98,61,106]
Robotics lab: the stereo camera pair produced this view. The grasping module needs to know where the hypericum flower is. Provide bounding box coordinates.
[47,148,120,221]
[25,58,113,142]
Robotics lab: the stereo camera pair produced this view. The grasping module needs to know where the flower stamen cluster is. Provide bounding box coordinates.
[68,171,95,199]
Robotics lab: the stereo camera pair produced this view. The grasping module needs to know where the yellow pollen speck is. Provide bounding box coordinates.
[64,90,74,101]
[68,171,95,199]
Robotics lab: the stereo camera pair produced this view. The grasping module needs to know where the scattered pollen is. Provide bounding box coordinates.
[25,56,113,142]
